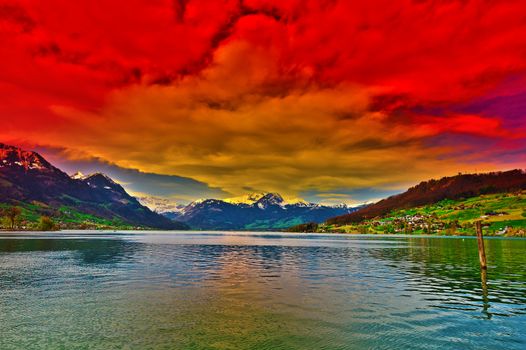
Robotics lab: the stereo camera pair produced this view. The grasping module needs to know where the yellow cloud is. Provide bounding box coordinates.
[43,39,501,198]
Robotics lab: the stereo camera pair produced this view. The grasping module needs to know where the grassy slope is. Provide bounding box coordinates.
[244,217,304,230]
[0,201,136,230]
[320,191,526,236]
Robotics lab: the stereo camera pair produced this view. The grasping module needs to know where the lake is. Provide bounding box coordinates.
[0,232,525,349]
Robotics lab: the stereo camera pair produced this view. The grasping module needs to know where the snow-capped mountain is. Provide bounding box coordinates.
[162,192,358,230]
[224,192,311,207]
[0,143,187,229]
[0,143,62,173]
[70,171,86,180]
[138,196,186,214]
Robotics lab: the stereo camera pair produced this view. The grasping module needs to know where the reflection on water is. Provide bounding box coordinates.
[0,232,525,349]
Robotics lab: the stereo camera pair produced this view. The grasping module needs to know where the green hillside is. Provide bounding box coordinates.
[0,201,137,230]
[308,191,526,237]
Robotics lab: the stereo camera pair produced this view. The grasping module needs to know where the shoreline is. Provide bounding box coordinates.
[1,229,525,240]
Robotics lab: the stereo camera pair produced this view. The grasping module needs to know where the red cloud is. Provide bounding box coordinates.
[2,0,526,105]
[413,114,515,138]
[0,0,525,192]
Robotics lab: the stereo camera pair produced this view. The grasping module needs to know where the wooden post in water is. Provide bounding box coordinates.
[480,268,491,319]
[475,221,487,270]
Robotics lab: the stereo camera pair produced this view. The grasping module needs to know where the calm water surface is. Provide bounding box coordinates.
[0,231,525,349]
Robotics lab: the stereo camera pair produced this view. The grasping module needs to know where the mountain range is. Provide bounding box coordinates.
[6,142,521,234]
[0,143,355,231]
[0,143,187,229]
[143,192,357,230]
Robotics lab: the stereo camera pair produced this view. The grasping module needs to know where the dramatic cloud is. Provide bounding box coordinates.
[36,146,228,203]
[1,0,525,202]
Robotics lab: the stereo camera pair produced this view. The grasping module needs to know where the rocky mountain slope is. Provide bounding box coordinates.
[162,192,357,230]
[0,143,187,229]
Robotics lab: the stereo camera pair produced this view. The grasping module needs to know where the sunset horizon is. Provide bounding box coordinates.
[2,0,525,205]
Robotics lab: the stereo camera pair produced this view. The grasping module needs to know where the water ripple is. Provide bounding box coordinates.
[0,232,525,349]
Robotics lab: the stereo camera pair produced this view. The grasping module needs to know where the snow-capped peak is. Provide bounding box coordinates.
[225,192,308,206]
[224,192,270,205]
[138,196,185,214]
[0,144,53,171]
[331,203,350,209]
[71,171,85,180]
[255,193,285,208]
[83,172,117,184]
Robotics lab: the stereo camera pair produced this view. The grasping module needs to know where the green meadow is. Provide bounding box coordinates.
[0,201,133,230]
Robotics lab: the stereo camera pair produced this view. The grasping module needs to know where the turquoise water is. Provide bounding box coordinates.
[0,232,525,349]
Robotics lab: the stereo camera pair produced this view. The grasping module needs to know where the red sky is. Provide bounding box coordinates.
[1,0,526,204]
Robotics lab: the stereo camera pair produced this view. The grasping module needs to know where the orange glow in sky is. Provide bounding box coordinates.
[1,0,526,203]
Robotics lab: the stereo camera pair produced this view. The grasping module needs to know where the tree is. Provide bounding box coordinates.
[286,222,318,233]
[2,206,22,230]
[38,216,55,231]
[446,220,458,236]
[358,225,369,234]
[424,216,434,234]
[1,216,11,229]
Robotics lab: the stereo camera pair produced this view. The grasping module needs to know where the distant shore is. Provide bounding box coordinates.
[2,229,526,240]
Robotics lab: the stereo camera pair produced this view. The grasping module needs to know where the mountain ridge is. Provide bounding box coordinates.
[0,143,188,229]
[326,169,526,225]
[162,194,359,230]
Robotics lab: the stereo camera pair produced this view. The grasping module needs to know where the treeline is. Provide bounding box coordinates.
[0,206,56,231]
[286,222,319,233]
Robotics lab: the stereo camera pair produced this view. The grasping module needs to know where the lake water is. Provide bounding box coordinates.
[0,232,525,349]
